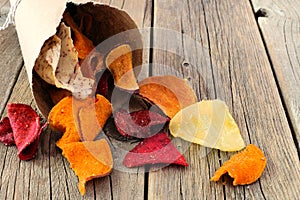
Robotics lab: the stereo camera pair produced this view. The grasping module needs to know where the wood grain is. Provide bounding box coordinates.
[0,26,23,116]
[0,0,151,199]
[251,0,300,152]
[0,0,9,26]
[149,0,300,199]
[0,0,300,199]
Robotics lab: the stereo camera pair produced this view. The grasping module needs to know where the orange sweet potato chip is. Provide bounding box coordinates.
[79,94,112,141]
[211,144,267,185]
[105,44,139,91]
[139,75,197,118]
[48,96,92,148]
[63,11,95,60]
[61,139,113,195]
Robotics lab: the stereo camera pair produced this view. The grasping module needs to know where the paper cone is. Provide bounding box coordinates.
[13,0,142,116]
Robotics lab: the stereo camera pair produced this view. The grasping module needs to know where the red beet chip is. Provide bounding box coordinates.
[114,109,169,138]
[7,103,46,160]
[0,117,15,146]
[96,69,112,99]
[123,132,188,167]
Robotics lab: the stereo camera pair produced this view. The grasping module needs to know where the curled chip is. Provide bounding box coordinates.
[139,75,197,118]
[0,117,15,146]
[79,95,112,141]
[63,11,95,60]
[211,144,267,185]
[61,139,113,195]
[7,103,47,160]
[105,44,139,91]
[169,100,245,151]
[48,96,91,148]
[63,11,104,79]
[114,109,169,138]
[34,22,94,100]
[34,35,61,86]
[123,132,188,167]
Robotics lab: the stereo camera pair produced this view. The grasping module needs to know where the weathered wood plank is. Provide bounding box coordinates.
[251,0,300,153]
[0,25,23,116]
[149,0,300,199]
[49,0,152,199]
[0,66,52,199]
[94,1,152,199]
[148,0,221,199]
[0,0,9,26]
[0,1,151,199]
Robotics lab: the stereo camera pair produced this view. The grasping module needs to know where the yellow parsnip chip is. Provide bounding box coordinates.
[61,139,113,195]
[211,144,267,185]
[139,75,197,118]
[169,100,245,151]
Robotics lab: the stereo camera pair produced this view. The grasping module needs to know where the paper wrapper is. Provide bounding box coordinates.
[12,0,142,117]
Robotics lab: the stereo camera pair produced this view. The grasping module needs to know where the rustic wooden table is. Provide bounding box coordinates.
[0,0,299,199]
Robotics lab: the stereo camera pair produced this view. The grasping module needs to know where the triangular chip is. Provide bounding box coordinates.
[61,139,113,195]
[0,117,14,146]
[56,23,94,99]
[123,132,188,167]
[7,103,46,160]
[105,44,139,91]
[114,109,169,138]
[169,100,245,151]
[138,75,197,118]
[55,22,80,85]
[79,94,112,141]
[211,144,267,185]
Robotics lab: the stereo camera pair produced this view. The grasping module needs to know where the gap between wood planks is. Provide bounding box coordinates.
[143,0,155,199]
[248,0,300,159]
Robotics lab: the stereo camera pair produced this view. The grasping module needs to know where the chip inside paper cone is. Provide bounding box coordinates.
[61,139,113,195]
[139,75,197,118]
[25,2,142,117]
[211,144,267,185]
[62,11,95,60]
[34,35,61,86]
[34,22,94,100]
[105,44,139,91]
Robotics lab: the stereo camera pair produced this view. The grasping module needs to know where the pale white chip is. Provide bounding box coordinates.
[34,35,61,85]
[34,22,94,99]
